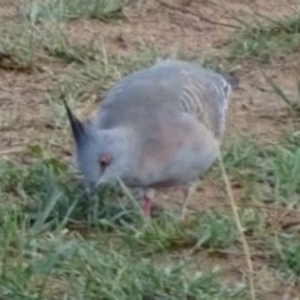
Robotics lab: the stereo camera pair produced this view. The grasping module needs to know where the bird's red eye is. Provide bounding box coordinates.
[99,153,112,168]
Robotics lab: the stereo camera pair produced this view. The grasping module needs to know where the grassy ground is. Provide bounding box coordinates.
[1,0,300,299]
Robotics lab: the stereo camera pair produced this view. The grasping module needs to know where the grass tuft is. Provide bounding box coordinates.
[0,157,247,299]
[0,24,38,71]
[263,73,300,113]
[25,0,133,24]
[228,14,300,62]
[277,237,300,276]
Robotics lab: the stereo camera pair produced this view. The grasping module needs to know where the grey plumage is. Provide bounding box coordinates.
[98,60,230,138]
[64,60,232,216]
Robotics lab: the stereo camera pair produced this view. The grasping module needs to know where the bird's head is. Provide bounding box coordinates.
[63,100,132,194]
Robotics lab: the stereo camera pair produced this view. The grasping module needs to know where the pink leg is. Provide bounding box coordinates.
[141,189,155,217]
[142,197,153,216]
[180,183,197,220]
[179,185,189,198]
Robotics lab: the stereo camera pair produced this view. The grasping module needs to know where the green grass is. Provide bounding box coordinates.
[276,237,300,276]
[0,158,248,299]
[228,14,300,62]
[0,24,38,71]
[222,135,300,208]
[1,133,300,298]
[25,0,133,24]
[0,231,246,299]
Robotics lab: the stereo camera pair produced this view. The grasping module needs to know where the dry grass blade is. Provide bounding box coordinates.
[0,147,26,156]
[157,0,242,30]
[117,177,146,218]
[261,69,300,112]
[217,147,256,300]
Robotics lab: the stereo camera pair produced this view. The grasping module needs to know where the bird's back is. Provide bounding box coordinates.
[90,60,232,188]
[97,60,231,139]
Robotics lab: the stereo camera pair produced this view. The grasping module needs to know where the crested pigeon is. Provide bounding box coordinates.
[63,60,232,218]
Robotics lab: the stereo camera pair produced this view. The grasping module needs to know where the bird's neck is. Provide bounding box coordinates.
[109,126,140,186]
[110,126,136,150]
[109,124,137,158]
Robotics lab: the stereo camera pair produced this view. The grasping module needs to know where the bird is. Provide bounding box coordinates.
[63,60,232,219]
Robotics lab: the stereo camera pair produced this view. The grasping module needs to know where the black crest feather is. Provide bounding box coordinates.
[62,98,87,147]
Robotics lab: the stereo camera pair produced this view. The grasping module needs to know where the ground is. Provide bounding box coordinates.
[1,0,300,299]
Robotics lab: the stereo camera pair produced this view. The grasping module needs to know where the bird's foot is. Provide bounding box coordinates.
[141,188,156,217]
[142,197,153,217]
[180,183,197,220]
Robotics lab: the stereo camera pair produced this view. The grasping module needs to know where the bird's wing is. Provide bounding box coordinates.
[98,60,231,139]
[176,64,231,138]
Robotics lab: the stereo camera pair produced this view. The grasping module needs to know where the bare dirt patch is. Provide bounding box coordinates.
[62,0,299,56]
[0,70,56,156]
[227,52,300,142]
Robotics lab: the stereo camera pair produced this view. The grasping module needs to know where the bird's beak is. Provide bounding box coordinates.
[83,189,93,202]
[87,176,110,195]
[95,176,109,190]
[83,181,101,200]
[85,176,116,199]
